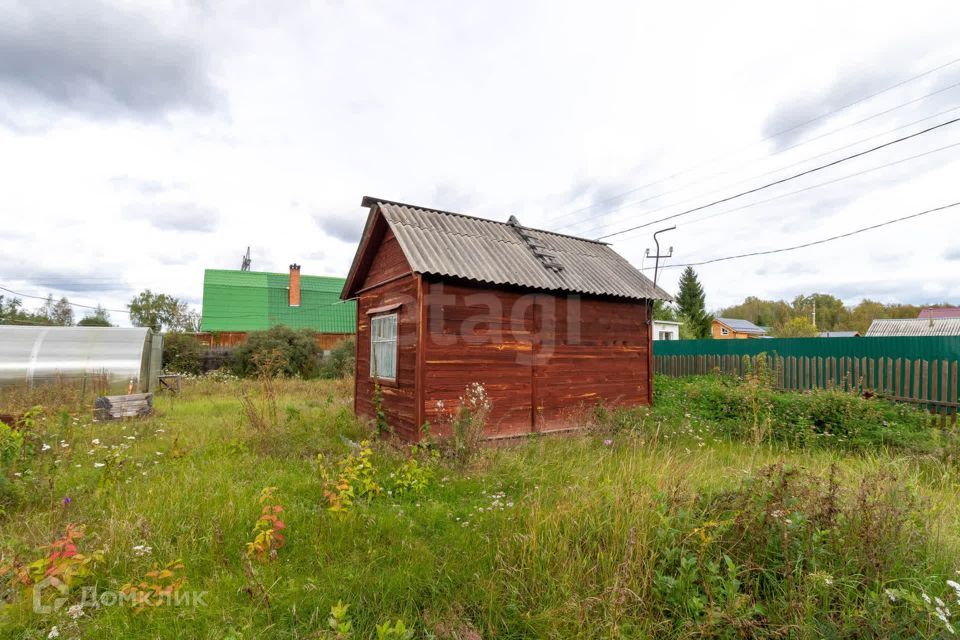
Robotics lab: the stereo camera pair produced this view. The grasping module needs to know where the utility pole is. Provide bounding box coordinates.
[646,226,676,290]
[241,247,251,271]
[811,298,817,329]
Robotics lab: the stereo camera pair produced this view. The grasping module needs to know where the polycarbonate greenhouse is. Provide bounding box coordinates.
[0,326,162,394]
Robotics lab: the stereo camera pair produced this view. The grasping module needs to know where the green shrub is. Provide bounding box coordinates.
[231,326,322,378]
[0,421,23,511]
[657,375,931,452]
[162,331,204,375]
[320,337,356,379]
[651,464,936,636]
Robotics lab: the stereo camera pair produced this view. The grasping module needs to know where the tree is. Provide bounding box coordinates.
[77,305,112,327]
[128,290,199,333]
[162,332,204,374]
[674,267,712,338]
[791,293,846,331]
[0,295,51,326]
[40,295,74,326]
[652,299,677,322]
[773,316,819,338]
[718,296,793,329]
[843,299,886,334]
[231,326,322,378]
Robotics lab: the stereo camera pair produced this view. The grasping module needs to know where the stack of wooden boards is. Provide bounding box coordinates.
[94,393,153,420]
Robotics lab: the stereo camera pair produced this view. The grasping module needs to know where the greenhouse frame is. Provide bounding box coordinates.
[0,326,162,394]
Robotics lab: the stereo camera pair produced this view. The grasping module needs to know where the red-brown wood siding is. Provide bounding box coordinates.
[359,227,410,286]
[536,294,650,430]
[419,279,651,438]
[353,230,420,439]
[421,280,535,438]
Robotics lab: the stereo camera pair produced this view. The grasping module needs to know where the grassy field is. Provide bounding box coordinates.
[2,373,960,639]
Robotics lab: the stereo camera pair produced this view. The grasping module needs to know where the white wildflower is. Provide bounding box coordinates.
[67,604,84,619]
[41,443,51,452]
[132,544,152,557]
[47,627,60,639]
[885,588,898,603]
[91,438,100,445]
[94,462,105,468]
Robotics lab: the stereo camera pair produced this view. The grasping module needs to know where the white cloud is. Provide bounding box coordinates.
[1,0,960,325]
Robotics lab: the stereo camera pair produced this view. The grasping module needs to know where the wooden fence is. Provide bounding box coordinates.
[654,353,959,427]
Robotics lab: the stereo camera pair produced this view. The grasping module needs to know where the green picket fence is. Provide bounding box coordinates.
[653,337,960,427]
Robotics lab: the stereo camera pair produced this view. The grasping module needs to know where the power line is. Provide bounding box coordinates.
[601,140,960,243]
[596,115,960,240]
[643,201,960,271]
[0,285,131,314]
[546,55,960,226]
[565,102,960,238]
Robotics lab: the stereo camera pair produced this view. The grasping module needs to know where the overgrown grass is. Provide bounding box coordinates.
[0,374,959,638]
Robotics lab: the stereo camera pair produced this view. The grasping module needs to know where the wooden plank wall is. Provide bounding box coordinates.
[421,280,535,438]
[537,295,649,430]
[354,228,420,439]
[421,280,652,437]
[654,353,959,426]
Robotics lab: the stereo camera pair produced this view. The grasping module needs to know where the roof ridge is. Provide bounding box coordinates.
[362,196,611,246]
[386,215,606,259]
[205,268,346,281]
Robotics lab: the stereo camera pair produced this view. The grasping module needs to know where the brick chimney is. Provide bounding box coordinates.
[288,264,301,307]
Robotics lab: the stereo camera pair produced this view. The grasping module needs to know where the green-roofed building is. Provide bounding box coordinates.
[199,267,355,348]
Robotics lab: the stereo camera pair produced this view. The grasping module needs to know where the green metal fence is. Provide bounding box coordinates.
[653,337,960,426]
[653,336,960,361]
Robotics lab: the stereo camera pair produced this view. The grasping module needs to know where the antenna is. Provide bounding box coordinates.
[645,226,676,290]
[241,247,251,271]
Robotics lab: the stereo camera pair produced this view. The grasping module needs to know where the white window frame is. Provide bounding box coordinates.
[369,313,398,380]
[659,331,672,340]
[720,327,730,336]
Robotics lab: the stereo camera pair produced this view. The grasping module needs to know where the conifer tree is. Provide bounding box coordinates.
[674,266,712,338]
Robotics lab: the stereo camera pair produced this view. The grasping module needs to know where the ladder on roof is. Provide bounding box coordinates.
[508,215,564,273]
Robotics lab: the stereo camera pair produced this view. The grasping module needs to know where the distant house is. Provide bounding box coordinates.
[711,317,768,339]
[653,320,682,340]
[199,266,356,350]
[866,318,960,337]
[918,307,960,320]
[818,331,861,338]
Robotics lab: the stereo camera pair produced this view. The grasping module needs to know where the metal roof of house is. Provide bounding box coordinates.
[351,197,671,301]
[714,317,768,334]
[200,269,355,333]
[818,331,861,338]
[918,307,960,319]
[865,318,960,337]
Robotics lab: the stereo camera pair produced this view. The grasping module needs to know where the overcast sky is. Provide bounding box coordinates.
[2,1,960,326]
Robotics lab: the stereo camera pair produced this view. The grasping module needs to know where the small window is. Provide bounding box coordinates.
[720,327,730,336]
[370,314,398,379]
[659,331,672,340]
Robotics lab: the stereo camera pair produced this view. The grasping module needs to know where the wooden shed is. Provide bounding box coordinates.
[341,197,671,441]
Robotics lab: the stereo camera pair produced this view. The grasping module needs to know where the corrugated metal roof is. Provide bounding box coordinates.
[865,318,960,337]
[715,317,767,334]
[366,199,670,301]
[918,307,960,320]
[200,269,355,333]
[819,331,861,338]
